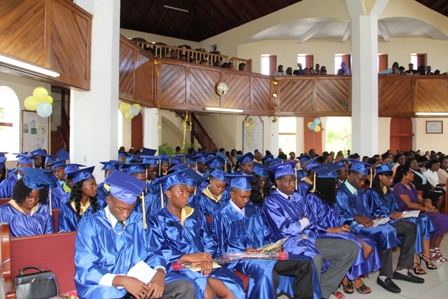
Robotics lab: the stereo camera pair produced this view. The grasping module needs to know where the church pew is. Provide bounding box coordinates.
[52,209,60,232]
[0,223,77,298]
[0,199,10,206]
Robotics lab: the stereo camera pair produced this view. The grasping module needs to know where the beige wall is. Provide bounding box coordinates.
[414,118,448,153]
[378,117,391,153]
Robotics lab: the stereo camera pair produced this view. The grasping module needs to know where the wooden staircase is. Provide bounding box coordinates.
[176,112,217,152]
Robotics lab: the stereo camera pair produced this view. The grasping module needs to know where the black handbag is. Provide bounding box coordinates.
[14,266,58,299]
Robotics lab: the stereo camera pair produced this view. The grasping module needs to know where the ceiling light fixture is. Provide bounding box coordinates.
[415,112,448,116]
[0,55,60,78]
[163,5,189,13]
[205,107,243,113]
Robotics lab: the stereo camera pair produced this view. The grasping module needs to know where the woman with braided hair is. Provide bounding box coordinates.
[58,166,103,232]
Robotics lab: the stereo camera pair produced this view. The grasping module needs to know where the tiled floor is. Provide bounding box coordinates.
[281,236,448,299]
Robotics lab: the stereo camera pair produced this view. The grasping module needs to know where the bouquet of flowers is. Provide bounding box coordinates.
[50,291,79,299]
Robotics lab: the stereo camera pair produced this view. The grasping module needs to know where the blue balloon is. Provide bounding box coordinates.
[36,102,52,118]
[314,118,321,125]
[308,123,315,130]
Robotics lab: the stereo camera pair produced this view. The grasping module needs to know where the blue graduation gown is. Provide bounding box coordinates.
[296,179,312,197]
[49,185,70,209]
[213,202,322,299]
[261,190,322,259]
[195,188,231,216]
[336,183,398,251]
[149,207,245,298]
[0,169,17,198]
[74,209,199,299]
[365,188,435,254]
[95,182,109,207]
[58,201,98,232]
[306,193,382,279]
[297,169,307,181]
[0,201,54,237]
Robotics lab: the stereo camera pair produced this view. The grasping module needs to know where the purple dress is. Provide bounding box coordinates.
[393,182,448,238]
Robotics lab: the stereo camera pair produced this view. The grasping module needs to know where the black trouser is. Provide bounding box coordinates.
[272,260,314,299]
[121,279,196,299]
[379,221,417,277]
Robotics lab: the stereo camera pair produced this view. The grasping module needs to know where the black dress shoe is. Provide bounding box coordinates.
[377,277,401,293]
[393,271,425,284]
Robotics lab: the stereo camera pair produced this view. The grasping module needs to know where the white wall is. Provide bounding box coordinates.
[414,118,448,152]
[378,117,391,153]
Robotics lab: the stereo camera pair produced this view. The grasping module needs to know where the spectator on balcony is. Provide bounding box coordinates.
[238,63,246,71]
[405,63,416,75]
[426,66,433,75]
[399,66,406,75]
[340,61,350,75]
[293,63,304,75]
[227,62,234,70]
[379,62,399,75]
[337,69,345,75]
[199,59,207,65]
[221,62,228,68]
[320,66,327,75]
[315,63,320,74]
[274,65,285,76]
[214,61,221,67]
[169,49,178,60]
[180,54,187,62]
[285,67,293,75]
[309,67,315,75]
[303,68,309,75]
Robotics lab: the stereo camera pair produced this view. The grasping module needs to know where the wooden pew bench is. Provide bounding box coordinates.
[1,223,76,298]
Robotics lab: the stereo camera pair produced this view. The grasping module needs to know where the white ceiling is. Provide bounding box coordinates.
[246,17,448,43]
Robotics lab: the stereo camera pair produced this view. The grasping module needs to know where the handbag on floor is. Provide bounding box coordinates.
[14,266,58,299]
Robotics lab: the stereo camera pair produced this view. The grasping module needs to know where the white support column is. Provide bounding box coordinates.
[71,0,120,179]
[347,0,389,156]
[267,117,279,155]
[143,108,161,150]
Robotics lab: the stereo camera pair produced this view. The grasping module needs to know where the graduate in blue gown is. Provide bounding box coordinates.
[96,160,121,207]
[0,168,54,237]
[46,171,70,209]
[296,155,311,181]
[0,153,32,198]
[195,169,231,217]
[249,163,272,208]
[74,170,198,299]
[213,174,321,299]
[0,155,7,184]
[234,152,254,175]
[296,157,323,197]
[305,163,381,294]
[30,148,47,169]
[262,162,360,299]
[336,159,423,294]
[365,164,437,274]
[148,173,245,299]
[58,166,102,232]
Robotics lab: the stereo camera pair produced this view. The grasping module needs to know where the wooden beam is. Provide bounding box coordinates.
[298,22,328,43]
[342,22,351,43]
[378,21,391,43]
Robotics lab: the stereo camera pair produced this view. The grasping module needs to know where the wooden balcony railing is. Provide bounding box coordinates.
[132,40,252,72]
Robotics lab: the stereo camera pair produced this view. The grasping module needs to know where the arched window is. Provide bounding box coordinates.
[0,86,20,159]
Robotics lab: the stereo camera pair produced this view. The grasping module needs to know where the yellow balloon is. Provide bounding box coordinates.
[24,96,39,110]
[33,87,48,102]
[125,112,133,120]
[314,125,321,133]
[133,104,141,111]
[120,103,131,113]
[44,96,53,104]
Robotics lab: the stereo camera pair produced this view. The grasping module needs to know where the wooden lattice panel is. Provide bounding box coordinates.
[220,72,250,109]
[379,77,413,116]
[250,77,271,112]
[278,79,313,112]
[159,64,186,105]
[135,52,154,105]
[0,0,46,65]
[119,42,135,95]
[415,79,448,112]
[188,68,220,108]
[315,79,350,113]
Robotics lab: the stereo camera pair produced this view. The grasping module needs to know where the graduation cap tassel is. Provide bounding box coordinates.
[160,183,164,209]
[141,192,147,230]
[295,168,298,191]
[158,161,162,176]
[310,172,317,193]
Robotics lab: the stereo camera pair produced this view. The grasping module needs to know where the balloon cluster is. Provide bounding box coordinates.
[119,103,141,120]
[24,87,53,118]
[307,118,322,133]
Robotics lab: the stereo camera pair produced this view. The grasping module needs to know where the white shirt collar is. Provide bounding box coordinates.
[105,205,126,228]
[230,199,245,217]
[276,189,291,200]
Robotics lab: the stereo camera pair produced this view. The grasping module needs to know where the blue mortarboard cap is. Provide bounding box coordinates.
[105,170,146,204]
[225,174,255,191]
[161,154,170,164]
[314,163,344,178]
[118,151,129,158]
[128,155,142,163]
[299,155,311,163]
[270,158,283,166]
[262,155,274,164]
[348,158,371,175]
[375,163,393,175]
[100,160,122,171]
[185,154,196,165]
[170,157,182,165]
[210,169,226,182]
[216,152,228,162]
[19,168,52,189]
[155,172,187,194]
[169,162,188,172]
[269,161,296,180]
[64,163,85,174]
[140,147,157,156]
[335,160,348,168]
[141,155,161,166]
[0,157,6,169]
[30,148,46,156]
[194,153,207,163]
[184,168,203,187]
[66,166,95,185]
[252,162,269,178]
[237,152,255,165]
[56,149,69,161]
[0,152,8,157]
[305,157,322,171]
[15,153,33,165]
[49,159,67,170]
[43,154,57,166]
[205,155,225,170]
[121,163,147,175]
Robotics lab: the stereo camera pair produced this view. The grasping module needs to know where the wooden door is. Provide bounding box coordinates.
[131,113,143,150]
[390,117,413,153]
